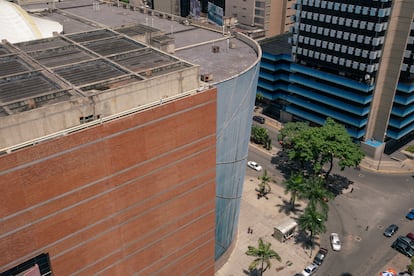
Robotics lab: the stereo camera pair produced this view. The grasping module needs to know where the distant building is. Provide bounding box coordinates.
[226,0,296,38]
[259,0,414,159]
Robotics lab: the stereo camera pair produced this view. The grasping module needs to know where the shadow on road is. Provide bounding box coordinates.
[271,151,354,196]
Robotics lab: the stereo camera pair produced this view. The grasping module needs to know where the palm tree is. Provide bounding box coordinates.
[257,170,272,199]
[298,206,327,257]
[246,238,281,275]
[283,172,305,209]
[302,176,334,217]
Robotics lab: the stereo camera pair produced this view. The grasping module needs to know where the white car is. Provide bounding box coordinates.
[330,233,341,251]
[247,161,262,171]
[301,263,318,276]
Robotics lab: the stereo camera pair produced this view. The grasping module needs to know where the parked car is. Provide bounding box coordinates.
[330,233,341,251]
[252,115,265,124]
[407,232,414,241]
[383,224,399,237]
[300,263,318,276]
[313,247,328,266]
[406,209,414,220]
[247,161,262,171]
[392,236,414,257]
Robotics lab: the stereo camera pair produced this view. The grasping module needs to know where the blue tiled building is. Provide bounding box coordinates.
[258,0,414,157]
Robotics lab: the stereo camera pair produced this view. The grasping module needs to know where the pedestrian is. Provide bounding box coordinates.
[247,227,251,234]
[365,225,369,231]
[350,187,354,193]
[250,228,253,234]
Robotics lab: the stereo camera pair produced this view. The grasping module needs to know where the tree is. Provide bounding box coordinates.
[283,172,305,210]
[246,237,281,275]
[257,170,272,199]
[251,125,269,145]
[317,118,364,179]
[278,121,309,150]
[298,206,327,257]
[302,176,334,217]
[279,118,364,179]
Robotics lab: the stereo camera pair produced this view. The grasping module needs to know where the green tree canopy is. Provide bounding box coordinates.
[280,118,364,179]
[298,206,327,256]
[251,125,269,145]
[246,237,281,275]
[257,170,272,199]
[283,172,306,209]
[302,176,334,217]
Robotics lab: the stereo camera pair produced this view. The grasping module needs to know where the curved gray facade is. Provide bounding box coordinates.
[215,59,261,259]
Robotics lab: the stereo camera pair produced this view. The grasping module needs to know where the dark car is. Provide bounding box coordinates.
[313,247,328,266]
[253,115,265,124]
[383,224,399,237]
[392,236,414,257]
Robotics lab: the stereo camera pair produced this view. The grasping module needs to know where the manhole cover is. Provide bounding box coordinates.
[354,236,362,242]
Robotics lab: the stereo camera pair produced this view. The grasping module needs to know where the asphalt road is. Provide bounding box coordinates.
[247,121,414,276]
[316,167,414,276]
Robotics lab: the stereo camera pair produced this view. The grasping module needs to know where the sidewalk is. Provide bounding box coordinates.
[215,169,313,276]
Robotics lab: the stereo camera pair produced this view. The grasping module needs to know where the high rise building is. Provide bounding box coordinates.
[0,0,261,274]
[224,0,296,38]
[259,0,414,158]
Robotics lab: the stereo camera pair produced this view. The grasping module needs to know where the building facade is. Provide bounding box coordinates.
[0,0,261,273]
[225,0,296,37]
[259,0,414,157]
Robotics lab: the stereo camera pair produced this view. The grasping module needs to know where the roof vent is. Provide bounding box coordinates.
[201,73,213,82]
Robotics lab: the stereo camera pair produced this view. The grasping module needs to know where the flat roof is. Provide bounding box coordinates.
[30,0,259,81]
[0,0,259,117]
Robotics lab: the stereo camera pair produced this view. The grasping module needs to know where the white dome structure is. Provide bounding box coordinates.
[0,0,63,43]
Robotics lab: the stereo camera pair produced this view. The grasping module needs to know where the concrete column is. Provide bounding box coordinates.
[364,0,414,142]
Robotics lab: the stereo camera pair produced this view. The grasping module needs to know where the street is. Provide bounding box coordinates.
[247,120,414,276]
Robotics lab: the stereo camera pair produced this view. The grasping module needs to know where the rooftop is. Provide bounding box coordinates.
[0,0,258,117]
[0,0,260,151]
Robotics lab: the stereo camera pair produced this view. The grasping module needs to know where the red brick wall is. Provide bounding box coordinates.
[0,89,217,275]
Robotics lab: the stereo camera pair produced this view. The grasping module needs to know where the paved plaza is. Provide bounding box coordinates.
[216,172,314,276]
